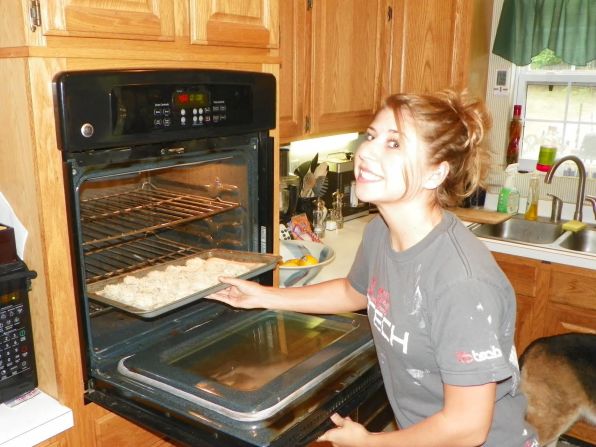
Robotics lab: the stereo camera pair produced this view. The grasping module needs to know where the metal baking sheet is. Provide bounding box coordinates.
[86,249,281,318]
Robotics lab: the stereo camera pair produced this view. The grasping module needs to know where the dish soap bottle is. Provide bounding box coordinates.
[524,172,540,221]
[497,164,520,214]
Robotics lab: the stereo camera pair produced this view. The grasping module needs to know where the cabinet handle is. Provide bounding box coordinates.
[305,115,311,134]
[307,0,313,11]
[387,6,393,22]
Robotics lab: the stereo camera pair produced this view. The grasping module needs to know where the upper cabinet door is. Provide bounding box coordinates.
[391,0,473,94]
[310,0,388,136]
[40,0,175,41]
[278,0,309,141]
[190,0,279,48]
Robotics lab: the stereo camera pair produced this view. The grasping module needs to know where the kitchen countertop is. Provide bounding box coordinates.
[316,210,596,284]
[0,390,73,447]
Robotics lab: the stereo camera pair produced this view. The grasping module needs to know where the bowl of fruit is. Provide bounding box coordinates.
[278,240,336,287]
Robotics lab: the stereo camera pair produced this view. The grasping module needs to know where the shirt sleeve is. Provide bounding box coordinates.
[428,278,515,386]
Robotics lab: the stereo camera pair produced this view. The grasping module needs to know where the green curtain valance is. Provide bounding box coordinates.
[493,0,596,66]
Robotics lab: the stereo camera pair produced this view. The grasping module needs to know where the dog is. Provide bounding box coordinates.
[519,333,596,447]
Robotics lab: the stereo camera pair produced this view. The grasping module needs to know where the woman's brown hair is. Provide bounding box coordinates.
[385,90,492,208]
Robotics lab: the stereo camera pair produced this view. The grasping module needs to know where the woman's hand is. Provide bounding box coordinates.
[207,276,270,309]
[316,413,371,447]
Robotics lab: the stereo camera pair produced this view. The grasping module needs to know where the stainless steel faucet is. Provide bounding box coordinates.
[543,155,586,222]
[586,195,596,220]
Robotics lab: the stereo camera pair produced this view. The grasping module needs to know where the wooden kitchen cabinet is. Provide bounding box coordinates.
[18,0,177,42]
[189,0,279,48]
[279,0,474,143]
[388,0,473,95]
[2,0,279,56]
[494,252,596,445]
[279,0,391,142]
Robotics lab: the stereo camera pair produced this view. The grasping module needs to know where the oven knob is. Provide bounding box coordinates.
[80,123,94,138]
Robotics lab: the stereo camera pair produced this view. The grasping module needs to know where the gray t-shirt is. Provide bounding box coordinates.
[348,211,538,446]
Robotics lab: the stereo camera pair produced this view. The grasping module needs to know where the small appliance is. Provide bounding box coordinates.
[0,223,38,404]
[323,152,369,220]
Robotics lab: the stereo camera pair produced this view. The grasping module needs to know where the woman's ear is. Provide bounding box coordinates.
[423,161,449,190]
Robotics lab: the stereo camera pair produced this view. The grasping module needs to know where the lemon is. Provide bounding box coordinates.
[280,258,301,267]
[298,255,318,266]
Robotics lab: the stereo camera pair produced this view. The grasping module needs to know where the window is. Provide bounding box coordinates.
[514,50,596,178]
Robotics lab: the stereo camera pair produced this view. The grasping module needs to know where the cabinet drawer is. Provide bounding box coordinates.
[548,265,596,311]
[494,254,540,297]
[544,304,596,335]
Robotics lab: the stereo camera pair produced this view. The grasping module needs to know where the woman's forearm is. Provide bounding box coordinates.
[259,278,368,314]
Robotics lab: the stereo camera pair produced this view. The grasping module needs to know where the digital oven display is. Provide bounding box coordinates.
[173,91,209,108]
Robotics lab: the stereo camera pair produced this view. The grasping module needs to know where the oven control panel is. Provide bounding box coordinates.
[114,84,247,135]
[0,280,37,404]
[54,69,276,152]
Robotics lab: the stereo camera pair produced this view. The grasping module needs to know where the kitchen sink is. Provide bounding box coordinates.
[471,215,565,245]
[557,229,596,254]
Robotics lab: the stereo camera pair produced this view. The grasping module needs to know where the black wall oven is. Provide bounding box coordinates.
[53,69,386,446]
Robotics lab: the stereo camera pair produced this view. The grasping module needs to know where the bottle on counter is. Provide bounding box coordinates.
[524,172,540,221]
[312,198,328,239]
[497,164,520,214]
[536,126,559,173]
[506,104,523,166]
[331,190,344,230]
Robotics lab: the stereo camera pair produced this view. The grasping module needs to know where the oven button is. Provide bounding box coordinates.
[154,118,162,128]
[180,116,187,125]
[163,108,171,117]
[163,118,171,127]
[80,123,94,138]
[180,109,186,116]
[154,108,162,116]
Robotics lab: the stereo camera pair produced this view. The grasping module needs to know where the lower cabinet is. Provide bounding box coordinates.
[494,252,596,445]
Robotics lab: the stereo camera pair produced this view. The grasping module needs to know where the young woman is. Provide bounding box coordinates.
[209,90,539,447]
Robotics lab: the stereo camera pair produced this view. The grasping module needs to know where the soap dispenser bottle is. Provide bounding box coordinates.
[497,164,520,214]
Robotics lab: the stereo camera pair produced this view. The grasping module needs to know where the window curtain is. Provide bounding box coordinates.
[493,0,596,66]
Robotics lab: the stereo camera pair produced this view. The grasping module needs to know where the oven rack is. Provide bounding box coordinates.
[84,234,202,283]
[80,186,239,246]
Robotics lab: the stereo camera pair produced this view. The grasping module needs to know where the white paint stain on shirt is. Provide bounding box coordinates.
[407,368,428,380]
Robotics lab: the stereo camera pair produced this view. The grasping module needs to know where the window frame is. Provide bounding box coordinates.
[514,70,596,172]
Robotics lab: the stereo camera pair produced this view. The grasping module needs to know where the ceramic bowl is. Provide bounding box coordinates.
[278,240,335,287]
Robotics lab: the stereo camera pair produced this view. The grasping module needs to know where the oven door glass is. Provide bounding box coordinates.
[118,310,372,422]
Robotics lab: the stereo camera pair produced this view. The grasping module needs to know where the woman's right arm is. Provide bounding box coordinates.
[208,277,367,314]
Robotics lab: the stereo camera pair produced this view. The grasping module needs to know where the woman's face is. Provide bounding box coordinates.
[354,107,426,206]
